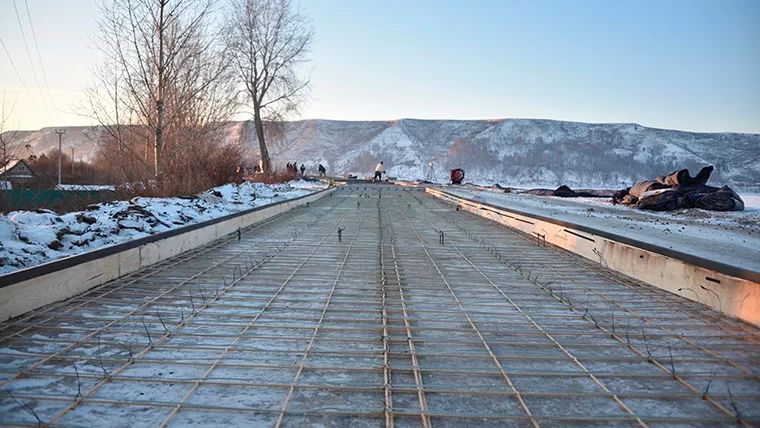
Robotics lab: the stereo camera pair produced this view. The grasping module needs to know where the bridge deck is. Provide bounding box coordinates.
[1,187,759,427]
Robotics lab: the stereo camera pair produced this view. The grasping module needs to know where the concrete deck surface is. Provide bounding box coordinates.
[1,186,758,427]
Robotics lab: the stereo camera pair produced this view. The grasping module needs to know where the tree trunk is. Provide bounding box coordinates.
[253,109,271,175]
[154,0,166,181]
[155,99,164,179]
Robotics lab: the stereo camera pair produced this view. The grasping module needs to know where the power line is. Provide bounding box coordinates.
[24,0,59,114]
[12,0,52,123]
[0,35,44,118]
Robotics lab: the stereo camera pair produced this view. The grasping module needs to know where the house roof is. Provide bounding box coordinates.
[0,158,34,176]
[1,159,21,173]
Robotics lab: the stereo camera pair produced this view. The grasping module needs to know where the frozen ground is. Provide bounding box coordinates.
[0,180,327,276]
[443,186,760,273]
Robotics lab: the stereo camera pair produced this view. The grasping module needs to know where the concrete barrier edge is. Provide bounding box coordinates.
[426,187,760,327]
[0,188,335,320]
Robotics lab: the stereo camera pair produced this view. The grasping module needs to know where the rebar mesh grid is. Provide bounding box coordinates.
[1,187,759,427]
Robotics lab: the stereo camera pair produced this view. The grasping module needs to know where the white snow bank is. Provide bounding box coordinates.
[741,194,760,210]
[444,187,760,273]
[0,180,327,275]
[56,184,116,191]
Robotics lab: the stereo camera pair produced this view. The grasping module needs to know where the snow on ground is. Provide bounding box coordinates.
[3,179,757,276]
[0,180,327,275]
[56,184,117,191]
[444,186,760,273]
[742,194,760,210]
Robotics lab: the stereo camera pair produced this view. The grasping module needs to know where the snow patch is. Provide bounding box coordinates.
[0,180,327,275]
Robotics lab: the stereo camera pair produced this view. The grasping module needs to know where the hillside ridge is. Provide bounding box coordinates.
[4,118,759,191]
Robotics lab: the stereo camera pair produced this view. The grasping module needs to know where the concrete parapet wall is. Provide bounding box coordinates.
[0,188,334,320]
[426,187,760,327]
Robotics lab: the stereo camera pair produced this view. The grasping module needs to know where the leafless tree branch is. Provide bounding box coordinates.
[225,0,314,175]
[80,0,240,195]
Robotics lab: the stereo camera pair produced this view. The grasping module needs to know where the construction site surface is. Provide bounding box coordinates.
[1,185,758,427]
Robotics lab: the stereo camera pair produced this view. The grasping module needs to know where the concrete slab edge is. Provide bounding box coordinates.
[0,188,336,321]
[426,187,760,327]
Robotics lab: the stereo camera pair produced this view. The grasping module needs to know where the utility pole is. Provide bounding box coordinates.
[55,129,65,187]
[71,147,75,176]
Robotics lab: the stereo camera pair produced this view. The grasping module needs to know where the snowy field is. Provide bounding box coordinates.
[443,186,760,273]
[0,180,327,276]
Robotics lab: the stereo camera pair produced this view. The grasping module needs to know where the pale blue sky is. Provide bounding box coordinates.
[1,0,758,133]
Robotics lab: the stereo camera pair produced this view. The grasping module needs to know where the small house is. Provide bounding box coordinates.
[0,159,36,188]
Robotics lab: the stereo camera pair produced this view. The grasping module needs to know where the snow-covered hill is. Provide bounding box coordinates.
[247,119,760,190]
[2,127,100,162]
[6,119,760,191]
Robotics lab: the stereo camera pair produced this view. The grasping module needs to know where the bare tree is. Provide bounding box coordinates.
[82,0,237,192]
[1,91,21,169]
[226,0,314,175]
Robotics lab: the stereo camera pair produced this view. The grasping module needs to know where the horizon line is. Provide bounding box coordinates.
[5,117,760,136]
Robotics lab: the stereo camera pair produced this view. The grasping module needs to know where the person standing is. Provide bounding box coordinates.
[373,161,384,182]
[300,164,306,177]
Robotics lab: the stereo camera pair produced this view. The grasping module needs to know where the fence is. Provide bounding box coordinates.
[0,189,118,213]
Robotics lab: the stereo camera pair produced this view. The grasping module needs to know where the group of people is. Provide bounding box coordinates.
[285,162,306,177]
[250,160,386,180]
[282,162,328,177]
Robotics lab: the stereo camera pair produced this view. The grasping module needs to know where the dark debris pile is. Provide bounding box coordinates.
[611,166,744,211]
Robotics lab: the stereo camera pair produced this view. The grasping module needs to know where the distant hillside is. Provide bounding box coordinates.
[5,119,760,191]
[234,119,760,191]
[1,127,99,163]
